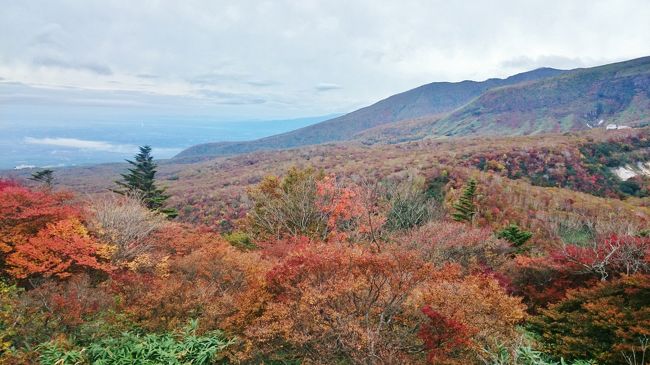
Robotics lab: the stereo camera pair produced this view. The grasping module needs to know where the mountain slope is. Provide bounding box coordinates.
[361,56,650,141]
[176,68,563,159]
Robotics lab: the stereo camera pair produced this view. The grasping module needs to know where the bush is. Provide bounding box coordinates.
[88,193,166,263]
[384,174,440,231]
[528,274,650,364]
[223,231,256,250]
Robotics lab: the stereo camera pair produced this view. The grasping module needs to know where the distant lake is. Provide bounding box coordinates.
[0,109,338,169]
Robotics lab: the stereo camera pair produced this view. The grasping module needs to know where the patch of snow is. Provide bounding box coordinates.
[613,166,637,180]
[612,162,650,180]
[598,119,604,125]
[605,123,632,130]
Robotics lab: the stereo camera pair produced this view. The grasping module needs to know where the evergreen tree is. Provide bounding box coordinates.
[29,169,54,188]
[451,178,477,223]
[114,146,177,218]
[497,223,533,248]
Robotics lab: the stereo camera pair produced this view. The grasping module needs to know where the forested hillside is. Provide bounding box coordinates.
[1,127,649,364]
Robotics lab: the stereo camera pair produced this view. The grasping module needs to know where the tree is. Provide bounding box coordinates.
[114,146,177,218]
[247,167,327,240]
[497,223,533,248]
[29,169,54,188]
[0,183,79,276]
[452,178,477,223]
[7,218,113,280]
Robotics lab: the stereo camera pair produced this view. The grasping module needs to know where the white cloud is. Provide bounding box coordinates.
[1,0,649,119]
[23,137,181,157]
[24,137,136,153]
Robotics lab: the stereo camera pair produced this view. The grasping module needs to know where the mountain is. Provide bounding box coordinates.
[177,56,650,159]
[368,56,650,140]
[175,68,564,159]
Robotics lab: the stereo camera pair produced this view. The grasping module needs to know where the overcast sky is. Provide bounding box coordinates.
[1,0,650,120]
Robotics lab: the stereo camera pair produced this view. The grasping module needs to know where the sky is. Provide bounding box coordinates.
[1,0,650,121]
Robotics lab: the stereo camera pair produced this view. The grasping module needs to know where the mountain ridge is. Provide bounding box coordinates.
[177,56,650,159]
[175,67,565,159]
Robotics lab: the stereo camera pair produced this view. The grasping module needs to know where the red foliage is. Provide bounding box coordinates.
[258,235,312,260]
[555,234,650,280]
[418,306,471,364]
[0,184,79,256]
[0,179,19,191]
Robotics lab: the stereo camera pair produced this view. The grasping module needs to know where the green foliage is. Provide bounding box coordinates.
[223,231,256,250]
[425,172,450,203]
[114,145,177,218]
[557,222,595,246]
[38,341,86,365]
[0,281,20,352]
[452,178,477,223]
[484,343,596,365]
[497,224,533,247]
[38,321,235,365]
[29,169,54,188]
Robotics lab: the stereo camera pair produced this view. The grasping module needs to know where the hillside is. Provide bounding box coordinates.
[178,57,650,157]
[4,126,650,364]
[175,67,564,159]
[360,56,650,142]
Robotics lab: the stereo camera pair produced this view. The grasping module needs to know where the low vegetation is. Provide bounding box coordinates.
[1,128,649,364]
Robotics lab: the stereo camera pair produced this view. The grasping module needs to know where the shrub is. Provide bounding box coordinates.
[528,274,650,364]
[87,193,166,263]
[384,174,439,231]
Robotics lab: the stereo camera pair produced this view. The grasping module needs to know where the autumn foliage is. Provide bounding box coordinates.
[7,218,112,280]
[1,127,650,365]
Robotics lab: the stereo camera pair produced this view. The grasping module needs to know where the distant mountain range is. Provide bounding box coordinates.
[176,56,650,159]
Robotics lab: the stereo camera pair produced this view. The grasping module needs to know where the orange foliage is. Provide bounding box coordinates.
[116,226,267,332]
[235,243,434,363]
[7,218,112,280]
[232,243,525,364]
[412,272,527,362]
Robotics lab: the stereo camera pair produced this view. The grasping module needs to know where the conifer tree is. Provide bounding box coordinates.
[452,178,477,223]
[29,169,54,188]
[497,223,533,248]
[114,145,177,218]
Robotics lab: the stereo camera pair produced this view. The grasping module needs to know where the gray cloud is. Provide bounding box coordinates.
[136,73,159,79]
[197,89,267,105]
[32,56,113,75]
[314,83,342,92]
[0,0,649,120]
